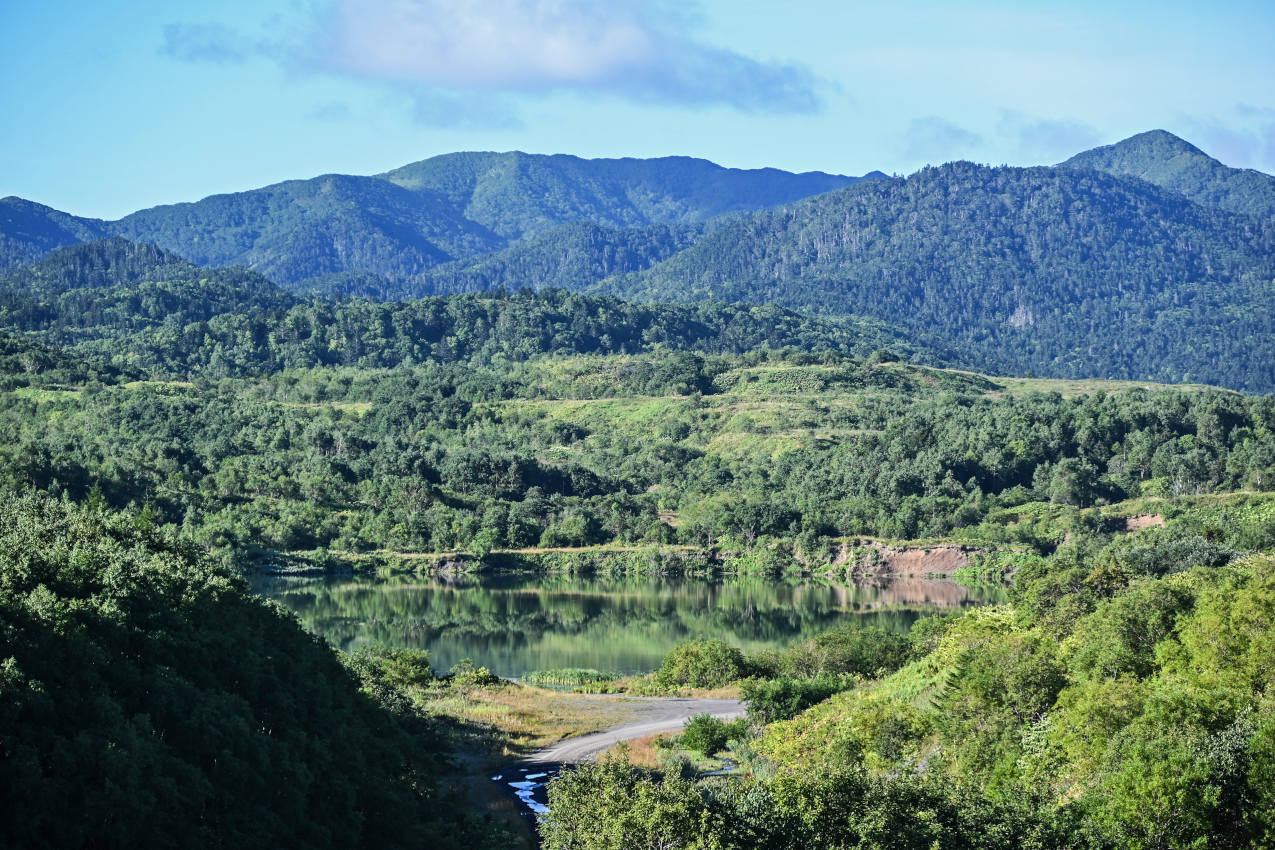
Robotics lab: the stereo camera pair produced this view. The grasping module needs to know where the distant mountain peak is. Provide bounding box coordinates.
[1061,129,1275,219]
[1115,129,1207,155]
[1060,130,1211,173]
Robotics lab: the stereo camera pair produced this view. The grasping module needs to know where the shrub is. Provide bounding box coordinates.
[741,674,850,724]
[449,658,501,689]
[656,639,747,688]
[680,713,748,757]
[782,625,911,678]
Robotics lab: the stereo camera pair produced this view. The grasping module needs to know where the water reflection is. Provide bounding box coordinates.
[253,572,1005,678]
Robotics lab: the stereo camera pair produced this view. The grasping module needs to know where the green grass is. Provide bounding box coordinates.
[7,386,83,402]
[521,668,618,686]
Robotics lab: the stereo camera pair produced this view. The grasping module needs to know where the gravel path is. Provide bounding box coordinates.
[523,696,745,764]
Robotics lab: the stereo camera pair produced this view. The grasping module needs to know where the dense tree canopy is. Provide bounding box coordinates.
[0,492,496,849]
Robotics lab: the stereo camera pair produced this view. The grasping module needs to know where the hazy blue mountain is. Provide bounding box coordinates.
[599,160,1275,390]
[1061,129,1275,219]
[0,197,109,272]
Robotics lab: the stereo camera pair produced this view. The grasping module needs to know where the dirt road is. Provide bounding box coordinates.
[523,696,745,764]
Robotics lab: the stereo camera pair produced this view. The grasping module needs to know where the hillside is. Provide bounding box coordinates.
[0,197,109,273]
[0,491,502,848]
[378,151,863,239]
[1062,129,1275,219]
[600,161,1275,391]
[312,220,707,299]
[0,239,295,350]
[0,238,930,377]
[5,153,862,289]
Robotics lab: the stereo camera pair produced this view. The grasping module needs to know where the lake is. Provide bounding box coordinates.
[253,572,1005,678]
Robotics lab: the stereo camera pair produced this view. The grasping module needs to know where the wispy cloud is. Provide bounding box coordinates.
[1184,106,1275,173]
[303,0,825,113]
[998,111,1101,163]
[902,117,983,163]
[161,23,255,64]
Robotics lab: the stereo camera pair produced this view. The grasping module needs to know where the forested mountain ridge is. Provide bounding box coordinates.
[3,133,1275,390]
[327,220,708,300]
[0,237,931,378]
[115,173,508,285]
[377,151,864,239]
[0,153,868,284]
[1061,128,1275,219]
[0,238,296,350]
[598,160,1275,391]
[0,197,109,273]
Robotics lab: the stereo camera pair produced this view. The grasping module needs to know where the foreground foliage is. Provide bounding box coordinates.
[0,493,501,849]
[540,499,1275,849]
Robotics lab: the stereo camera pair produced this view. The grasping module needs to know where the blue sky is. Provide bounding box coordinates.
[3,0,1273,219]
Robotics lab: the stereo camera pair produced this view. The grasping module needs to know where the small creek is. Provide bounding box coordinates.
[492,764,561,818]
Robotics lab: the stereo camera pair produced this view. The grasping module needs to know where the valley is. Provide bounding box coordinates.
[2,129,1275,850]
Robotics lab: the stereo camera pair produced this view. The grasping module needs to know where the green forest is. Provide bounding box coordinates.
[7,131,1275,391]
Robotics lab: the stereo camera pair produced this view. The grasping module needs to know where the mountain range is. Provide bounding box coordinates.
[2,130,1274,390]
[0,153,868,286]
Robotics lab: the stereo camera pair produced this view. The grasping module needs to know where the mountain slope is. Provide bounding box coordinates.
[1061,129,1275,219]
[310,220,707,299]
[599,161,1275,391]
[0,197,109,273]
[86,153,868,288]
[113,174,505,285]
[0,238,295,346]
[0,239,932,378]
[380,151,865,239]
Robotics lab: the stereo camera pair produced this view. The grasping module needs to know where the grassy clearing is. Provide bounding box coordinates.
[421,683,640,759]
[599,732,739,774]
[277,400,373,414]
[978,373,1230,398]
[600,732,670,769]
[8,386,83,402]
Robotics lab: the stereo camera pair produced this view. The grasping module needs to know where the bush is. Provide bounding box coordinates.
[680,713,749,757]
[449,658,501,689]
[741,674,850,724]
[908,613,962,658]
[656,639,747,688]
[782,625,911,678]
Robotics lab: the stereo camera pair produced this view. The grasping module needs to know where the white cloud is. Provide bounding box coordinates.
[1184,106,1275,173]
[304,0,823,113]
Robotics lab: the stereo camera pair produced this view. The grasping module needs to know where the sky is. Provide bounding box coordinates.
[2,0,1273,220]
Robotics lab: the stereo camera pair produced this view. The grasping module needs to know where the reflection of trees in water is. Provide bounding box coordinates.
[252,573,1003,677]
